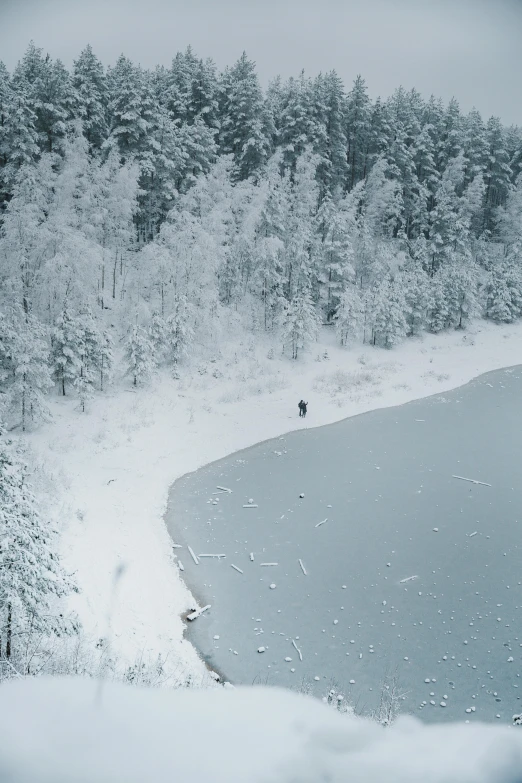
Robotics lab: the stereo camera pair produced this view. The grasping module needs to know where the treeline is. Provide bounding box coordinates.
[0,43,522,428]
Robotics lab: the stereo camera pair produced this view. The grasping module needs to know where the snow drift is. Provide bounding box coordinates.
[0,678,521,783]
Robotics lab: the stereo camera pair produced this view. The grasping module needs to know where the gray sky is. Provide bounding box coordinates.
[1,0,521,125]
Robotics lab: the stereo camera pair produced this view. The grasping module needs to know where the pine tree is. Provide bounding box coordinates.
[218,53,271,180]
[51,308,84,396]
[164,295,195,364]
[313,195,355,318]
[367,276,408,348]
[72,45,108,151]
[312,71,348,198]
[345,75,371,190]
[402,245,430,335]
[335,284,364,345]
[426,273,450,333]
[483,116,512,234]
[0,431,78,660]
[20,48,75,154]
[105,55,155,163]
[0,75,39,195]
[443,263,480,328]
[484,260,522,323]
[279,290,320,359]
[0,307,52,431]
[278,72,318,174]
[125,324,155,386]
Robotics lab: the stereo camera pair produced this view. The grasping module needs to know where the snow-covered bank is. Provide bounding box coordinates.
[28,321,522,680]
[1,677,521,783]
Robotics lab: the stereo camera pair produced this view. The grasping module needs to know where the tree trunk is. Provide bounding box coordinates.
[112,254,117,299]
[62,376,66,396]
[21,386,26,432]
[6,603,12,659]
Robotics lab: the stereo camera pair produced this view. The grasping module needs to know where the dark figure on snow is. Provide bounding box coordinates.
[298,400,308,417]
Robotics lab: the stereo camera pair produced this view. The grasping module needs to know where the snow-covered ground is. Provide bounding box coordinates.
[28,320,522,682]
[1,677,521,783]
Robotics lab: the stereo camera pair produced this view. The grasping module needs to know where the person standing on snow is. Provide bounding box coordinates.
[298,400,305,417]
[302,401,308,418]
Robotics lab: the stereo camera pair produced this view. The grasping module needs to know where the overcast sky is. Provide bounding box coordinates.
[1,0,521,125]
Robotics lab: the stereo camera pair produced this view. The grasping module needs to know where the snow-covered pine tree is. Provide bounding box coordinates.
[0,68,39,204]
[483,116,512,234]
[401,248,430,336]
[313,194,356,319]
[51,307,84,396]
[334,284,364,345]
[218,52,271,180]
[73,309,109,410]
[279,289,320,359]
[484,260,522,323]
[442,262,481,329]
[0,307,52,431]
[426,273,450,333]
[72,45,108,152]
[164,295,195,365]
[125,324,156,386]
[345,75,371,190]
[0,430,78,661]
[368,276,408,348]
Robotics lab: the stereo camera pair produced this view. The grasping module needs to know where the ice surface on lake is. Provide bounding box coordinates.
[167,369,522,723]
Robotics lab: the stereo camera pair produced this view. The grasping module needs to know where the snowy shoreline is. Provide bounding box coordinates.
[28,320,522,682]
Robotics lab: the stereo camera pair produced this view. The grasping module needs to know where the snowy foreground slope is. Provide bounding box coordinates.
[28,321,522,681]
[1,678,521,783]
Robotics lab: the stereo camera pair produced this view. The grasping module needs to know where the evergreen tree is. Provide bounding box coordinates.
[0,75,39,196]
[312,71,348,198]
[105,55,155,163]
[0,431,78,660]
[72,45,108,151]
[125,324,155,386]
[345,75,371,190]
[402,244,430,335]
[0,307,52,431]
[367,276,408,348]
[279,289,320,359]
[277,72,318,173]
[484,260,522,323]
[16,46,75,154]
[313,195,355,318]
[218,53,271,180]
[335,283,364,345]
[482,116,512,234]
[164,295,195,364]
[51,307,84,396]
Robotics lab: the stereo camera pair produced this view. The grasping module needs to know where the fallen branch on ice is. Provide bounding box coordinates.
[216,486,232,493]
[452,475,492,487]
[298,559,307,575]
[187,605,211,622]
[231,564,243,574]
[188,546,199,565]
[399,575,418,583]
[315,519,328,528]
[292,639,303,661]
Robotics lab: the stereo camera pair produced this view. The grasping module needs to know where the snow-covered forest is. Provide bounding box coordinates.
[1,40,522,675]
[1,42,522,433]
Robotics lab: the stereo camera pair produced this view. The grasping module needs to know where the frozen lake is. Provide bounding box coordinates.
[166,367,522,723]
